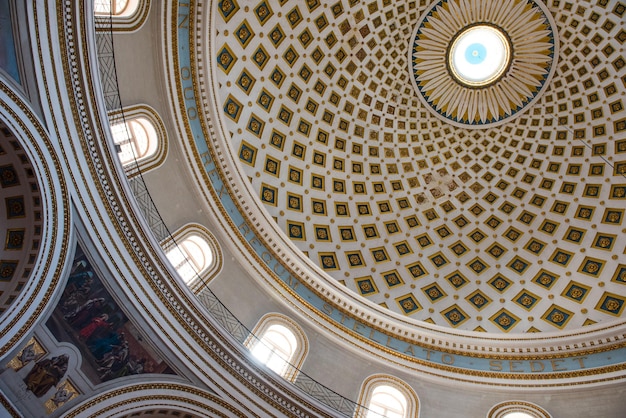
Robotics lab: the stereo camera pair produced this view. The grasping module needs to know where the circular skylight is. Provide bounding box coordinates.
[448,25,510,86]
[410,0,557,128]
[502,413,534,418]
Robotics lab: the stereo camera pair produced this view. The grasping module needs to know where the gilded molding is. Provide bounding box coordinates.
[0,81,70,357]
[0,392,21,418]
[64,383,247,417]
[177,0,626,377]
[48,1,340,416]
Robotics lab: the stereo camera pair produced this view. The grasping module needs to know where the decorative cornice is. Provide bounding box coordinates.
[0,79,70,358]
[171,0,626,385]
[0,392,21,418]
[63,382,247,417]
[48,1,342,416]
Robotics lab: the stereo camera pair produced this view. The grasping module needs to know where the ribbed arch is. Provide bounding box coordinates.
[354,375,419,418]
[63,382,247,417]
[245,313,308,382]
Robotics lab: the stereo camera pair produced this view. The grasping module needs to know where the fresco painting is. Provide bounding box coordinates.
[46,244,173,384]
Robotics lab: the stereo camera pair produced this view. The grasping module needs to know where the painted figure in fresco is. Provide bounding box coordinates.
[128,357,146,375]
[104,356,146,380]
[64,297,106,328]
[23,354,69,397]
[70,259,87,274]
[67,270,93,289]
[97,341,128,368]
[61,274,94,313]
[78,313,112,341]
[88,331,125,359]
[97,341,129,380]
[48,244,169,383]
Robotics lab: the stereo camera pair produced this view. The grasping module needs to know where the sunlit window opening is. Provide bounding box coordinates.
[366,385,407,418]
[251,324,297,376]
[110,117,158,166]
[246,314,308,382]
[165,235,213,284]
[448,25,510,86]
[355,375,418,418]
[94,0,139,17]
[489,401,550,418]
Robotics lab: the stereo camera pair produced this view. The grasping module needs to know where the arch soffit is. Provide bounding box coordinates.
[0,77,70,359]
[487,400,551,418]
[62,382,248,418]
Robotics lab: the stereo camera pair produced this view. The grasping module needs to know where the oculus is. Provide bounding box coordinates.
[410,0,558,128]
[448,25,511,86]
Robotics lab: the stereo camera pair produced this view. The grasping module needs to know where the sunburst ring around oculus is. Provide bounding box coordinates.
[410,0,559,129]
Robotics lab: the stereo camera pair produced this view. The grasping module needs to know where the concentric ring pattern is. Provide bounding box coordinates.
[0,121,43,313]
[213,0,626,333]
[410,0,557,128]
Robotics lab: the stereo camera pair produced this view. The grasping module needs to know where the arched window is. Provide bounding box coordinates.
[111,117,156,165]
[93,0,149,31]
[251,324,296,375]
[165,234,212,283]
[355,375,419,418]
[488,401,551,418]
[108,106,167,176]
[94,0,139,17]
[161,224,222,292]
[367,385,407,418]
[246,314,308,382]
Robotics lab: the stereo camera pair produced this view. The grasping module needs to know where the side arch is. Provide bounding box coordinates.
[63,382,248,417]
[0,79,70,359]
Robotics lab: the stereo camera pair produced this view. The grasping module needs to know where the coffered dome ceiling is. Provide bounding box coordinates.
[212,0,626,333]
[0,121,43,313]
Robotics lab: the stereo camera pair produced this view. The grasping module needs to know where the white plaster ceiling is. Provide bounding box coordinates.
[211,0,626,332]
